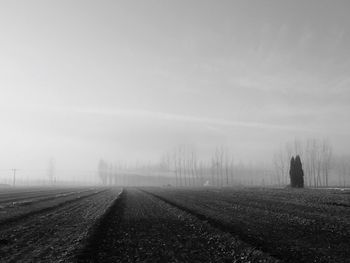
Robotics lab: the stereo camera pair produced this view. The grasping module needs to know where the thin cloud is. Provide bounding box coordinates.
[73,107,316,133]
[1,104,316,133]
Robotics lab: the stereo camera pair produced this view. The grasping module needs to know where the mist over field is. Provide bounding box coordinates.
[1,2,350,263]
[0,0,350,186]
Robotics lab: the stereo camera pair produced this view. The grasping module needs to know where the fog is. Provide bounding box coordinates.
[1,0,350,185]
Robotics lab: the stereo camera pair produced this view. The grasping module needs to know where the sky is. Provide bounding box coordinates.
[0,0,350,176]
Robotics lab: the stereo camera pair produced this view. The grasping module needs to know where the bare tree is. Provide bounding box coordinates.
[335,155,349,187]
[47,158,55,185]
[224,147,230,186]
[230,156,234,186]
[321,139,332,187]
[273,146,289,186]
[98,159,108,185]
[211,157,216,186]
[177,146,183,187]
[190,149,197,186]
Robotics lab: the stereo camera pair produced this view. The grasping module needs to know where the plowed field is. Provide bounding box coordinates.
[1,186,348,262]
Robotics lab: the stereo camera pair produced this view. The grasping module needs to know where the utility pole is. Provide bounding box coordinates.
[12,169,18,187]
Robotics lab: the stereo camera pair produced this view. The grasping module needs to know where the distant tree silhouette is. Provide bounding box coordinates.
[295,155,304,187]
[289,156,296,187]
[47,158,55,185]
[289,155,304,188]
[98,160,108,185]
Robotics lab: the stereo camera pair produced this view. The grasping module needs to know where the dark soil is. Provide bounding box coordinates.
[77,188,279,263]
[0,188,119,262]
[146,187,350,263]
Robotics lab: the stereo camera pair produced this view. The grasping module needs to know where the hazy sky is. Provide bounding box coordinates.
[1,0,350,173]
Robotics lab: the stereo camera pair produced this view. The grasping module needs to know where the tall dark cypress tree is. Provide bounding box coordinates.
[295,155,304,188]
[289,156,295,187]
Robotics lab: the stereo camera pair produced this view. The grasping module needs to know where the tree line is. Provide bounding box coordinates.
[273,138,349,188]
[97,139,349,188]
[161,145,271,187]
